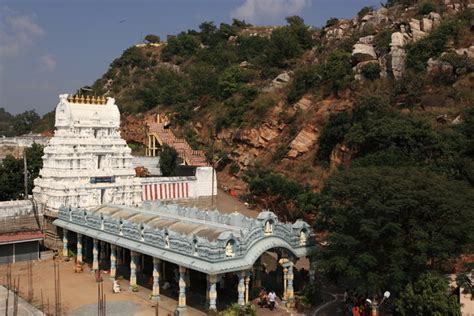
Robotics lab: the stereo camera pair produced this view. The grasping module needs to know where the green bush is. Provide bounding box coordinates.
[316,112,352,162]
[229,162,240,175]
[373,29,393,55]
[159,144,179,176]
[272,145,288,162]
[406,18,463,71]
[441,53,474,72]
[325,18,339,28]
[218,303,256,316]
[418,1,437,15]
[358,6,373,19]
[360,62,381,81]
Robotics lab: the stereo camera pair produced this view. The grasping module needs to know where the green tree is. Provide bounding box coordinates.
[322,50,352,96]
[316,167,474,294]
[316,111,352,162]
[0,108,14,137]
[285,16,314,50]
[0,143,43,201]
[268,27,302,67]
[361,63,381,81]
[13,110,40,136]
[395,272,461,316]
[159,144,179,176]
[144,34,160,44]
[0,155,23,200]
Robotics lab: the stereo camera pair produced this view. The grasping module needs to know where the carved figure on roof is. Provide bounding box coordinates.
[264,220,273,235]
[225,240,235,257]
[165,233,170,248]
[299,230,307,246]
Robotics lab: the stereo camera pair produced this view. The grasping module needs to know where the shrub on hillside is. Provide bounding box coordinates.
[325,17,339,28]
[418,1,437,15]
[361,62,381,81]
[406,18,463,71]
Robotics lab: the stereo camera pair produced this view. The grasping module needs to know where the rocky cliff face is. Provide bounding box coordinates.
[93,0,473,196]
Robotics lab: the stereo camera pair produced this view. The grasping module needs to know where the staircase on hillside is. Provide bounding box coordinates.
[145,114,208,167]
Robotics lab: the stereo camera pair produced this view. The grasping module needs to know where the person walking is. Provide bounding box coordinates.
[268,290,277,311]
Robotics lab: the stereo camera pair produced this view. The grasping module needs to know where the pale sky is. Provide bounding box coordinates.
[0,0,380,115]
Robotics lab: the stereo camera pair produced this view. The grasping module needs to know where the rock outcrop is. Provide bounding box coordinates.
[352,43,377,63]
[287,125,319,158]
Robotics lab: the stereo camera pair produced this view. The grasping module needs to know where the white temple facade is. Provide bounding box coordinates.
[33,94,142,216]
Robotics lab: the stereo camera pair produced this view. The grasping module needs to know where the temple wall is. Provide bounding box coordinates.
[140,166,217,202]
[0,200,42,234]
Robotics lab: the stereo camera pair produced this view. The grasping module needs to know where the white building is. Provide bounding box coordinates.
[33,94,142,216]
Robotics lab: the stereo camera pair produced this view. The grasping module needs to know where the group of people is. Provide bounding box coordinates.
[258,288,277,310]
[344,290,375,316]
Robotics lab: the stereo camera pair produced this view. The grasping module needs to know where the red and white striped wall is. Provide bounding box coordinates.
[142,182,190,201]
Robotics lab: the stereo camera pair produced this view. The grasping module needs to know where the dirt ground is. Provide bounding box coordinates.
[0,258,204,316]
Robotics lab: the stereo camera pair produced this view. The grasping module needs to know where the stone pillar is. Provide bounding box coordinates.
[245,272,251,304]
[177,266,187,314]
[92,238,99,271]
[62,229,68,257]
[130,251,137,289]
[110,244,117,279]
[76,233,83,263]
[152,258,161,300]
[287,263,295,308]
[282,267,288,305]
[238,271,245,306]
[208,274,218,311]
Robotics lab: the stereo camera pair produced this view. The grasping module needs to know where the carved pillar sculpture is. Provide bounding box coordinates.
[245,272,251,304]
[92,238,99,271]
[76,233,83,264]
[177,266,187,314]
[287,263,295,308]
[208,274,218,311]
[238,271,245,306]
[62,229,68,257]
[282,267,288,305]
[110,244,117,279]
[152,258,161,300]
[130,251,137,289]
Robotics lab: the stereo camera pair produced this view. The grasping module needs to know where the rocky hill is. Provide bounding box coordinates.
[86,0,474,221]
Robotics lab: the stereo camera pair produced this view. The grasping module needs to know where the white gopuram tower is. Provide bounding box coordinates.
[33,94,142,218]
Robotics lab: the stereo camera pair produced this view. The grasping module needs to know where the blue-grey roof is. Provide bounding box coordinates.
[54,202,316,274]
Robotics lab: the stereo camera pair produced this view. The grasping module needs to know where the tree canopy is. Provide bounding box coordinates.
[0,143,44,201]
[316,166,474,294]
[159,144,179,176]
[394,272,461,316]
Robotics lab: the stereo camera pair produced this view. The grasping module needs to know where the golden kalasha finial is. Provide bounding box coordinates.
[100,96,106,104]
[79,95,85,103]
[91,96,96,104]
[86,95,91,103]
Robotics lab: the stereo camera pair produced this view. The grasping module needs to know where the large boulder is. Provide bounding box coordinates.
[427,57,454,75]
[421,18,433,32]
[390,32,406,47]
[352,43,377,62]
[409,19,427,42]
[390,46,407,80]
